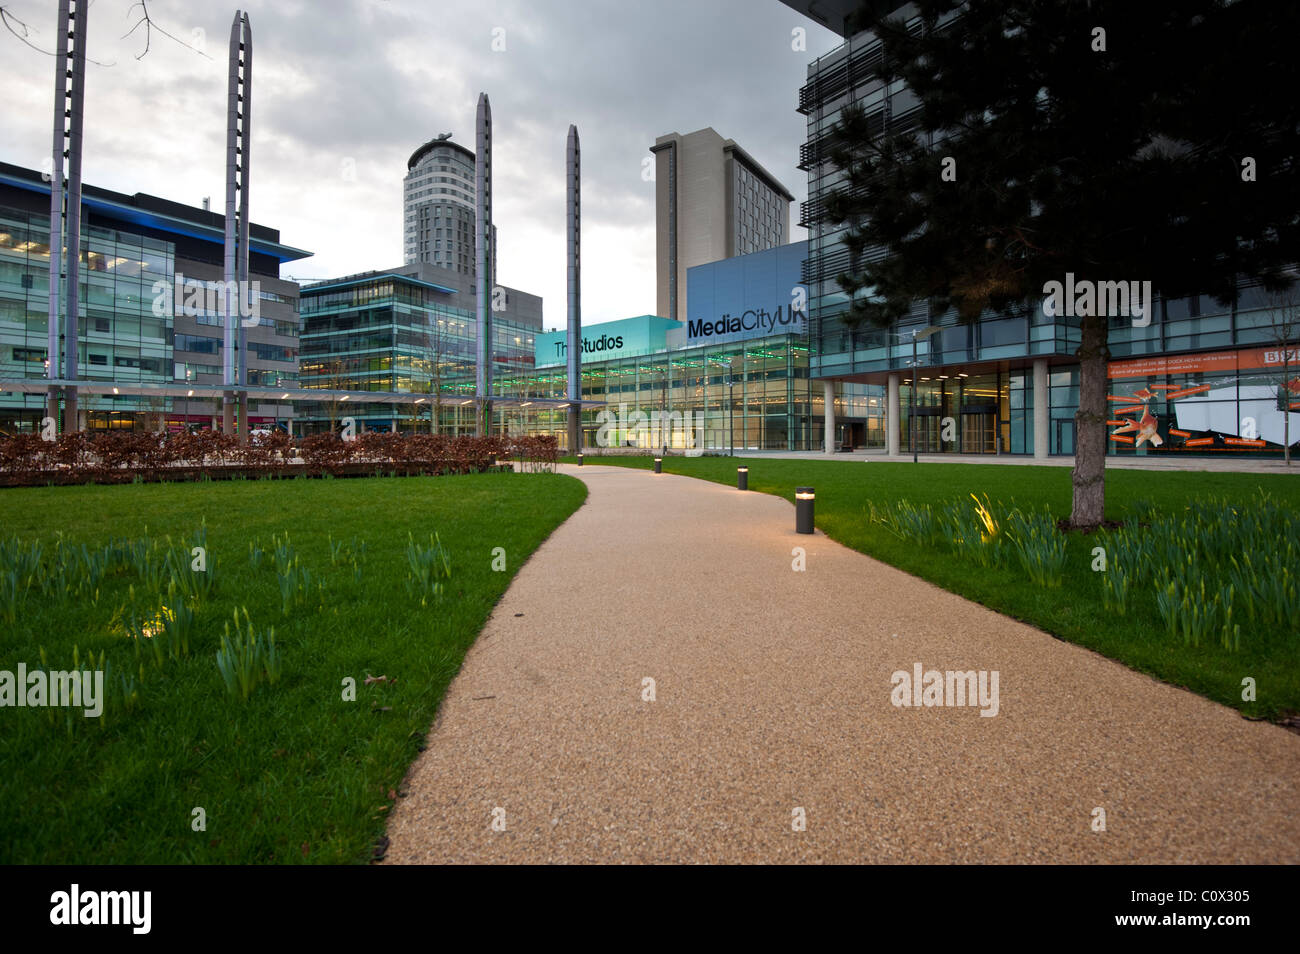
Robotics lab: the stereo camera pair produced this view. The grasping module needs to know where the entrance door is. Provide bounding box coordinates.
[1055,418,1075,455]
[961,411,996,453]
[916,415,941,453]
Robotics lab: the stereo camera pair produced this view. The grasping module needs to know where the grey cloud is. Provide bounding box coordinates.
[2,0,841,322]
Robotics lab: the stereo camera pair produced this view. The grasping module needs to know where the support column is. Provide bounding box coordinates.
[474,92,493,436]
[887,373,900,456]
[223,11,252,439]
[566,124,581,454]
[823,379,836,454]
[1033,357,1049,459]
[48,0,88,434]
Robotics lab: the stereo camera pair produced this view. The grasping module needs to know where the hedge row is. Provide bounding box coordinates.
[0,430,558,485]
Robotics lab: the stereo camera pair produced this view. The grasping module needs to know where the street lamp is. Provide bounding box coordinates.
[897,326,941,464]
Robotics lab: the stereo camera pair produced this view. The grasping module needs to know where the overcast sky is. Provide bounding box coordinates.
[3,0,841,328]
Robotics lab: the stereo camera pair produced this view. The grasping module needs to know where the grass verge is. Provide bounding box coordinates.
[0,472,586,863]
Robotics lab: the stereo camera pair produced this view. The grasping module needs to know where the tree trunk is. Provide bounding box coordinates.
[432,368,441,436]
[1071,311,1108,529]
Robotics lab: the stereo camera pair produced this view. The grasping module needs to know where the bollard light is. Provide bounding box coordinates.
[653,457,662,474]
[737,466,748,491]
[577,453,584,467]
[795,486,815,534]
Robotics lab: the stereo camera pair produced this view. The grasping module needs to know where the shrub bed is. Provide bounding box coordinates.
[0,431,558,486]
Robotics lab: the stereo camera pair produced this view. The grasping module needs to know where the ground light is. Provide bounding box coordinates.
[577,452,584,466]
[737,466,748,491]
[653,457,662,474]
[795,487,815,534]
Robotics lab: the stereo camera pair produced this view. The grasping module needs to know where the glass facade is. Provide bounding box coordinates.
[798,17,1299,458]
[1,162,310,435]
[1,203,173,431]
[295,250,877,451]
[499,334,878,452]
[297,273,535,434]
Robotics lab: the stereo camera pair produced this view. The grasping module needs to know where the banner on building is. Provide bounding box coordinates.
[1107,347,1299,451]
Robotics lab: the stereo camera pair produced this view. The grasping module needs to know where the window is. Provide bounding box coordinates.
[175,333,220,354]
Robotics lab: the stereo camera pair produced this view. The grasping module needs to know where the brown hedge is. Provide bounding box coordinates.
[0,430,558,485]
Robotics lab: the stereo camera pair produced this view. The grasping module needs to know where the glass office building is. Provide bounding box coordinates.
[295,244,877,450]
[1,204,172,430]
[0,161,311,434]
[794,5,1299,458]
[501,241,879,452]
[500,328,877,452]
[297,267,538,434]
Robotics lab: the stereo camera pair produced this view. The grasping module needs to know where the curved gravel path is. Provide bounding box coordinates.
[384,464,1300,864]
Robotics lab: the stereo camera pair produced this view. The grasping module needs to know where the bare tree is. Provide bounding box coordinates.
[2,1,203,61]
[422,313,450,436]
[0,5,47,54]
[122,1,210,60]
[1263,284,1300,466]
[319,358,351,435]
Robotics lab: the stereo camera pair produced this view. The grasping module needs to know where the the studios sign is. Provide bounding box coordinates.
[552,332,625,359]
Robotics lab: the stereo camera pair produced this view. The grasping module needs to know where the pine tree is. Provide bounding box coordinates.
[824,0,1300,527]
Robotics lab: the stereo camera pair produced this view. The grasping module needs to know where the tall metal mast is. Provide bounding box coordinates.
[47,0,88,432]
[475,93,493,436]
[566,124,582,454]
[224,10,252,439]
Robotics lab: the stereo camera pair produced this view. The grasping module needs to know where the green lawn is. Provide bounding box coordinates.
[568,455,1300,722]
[0,473,586,864]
